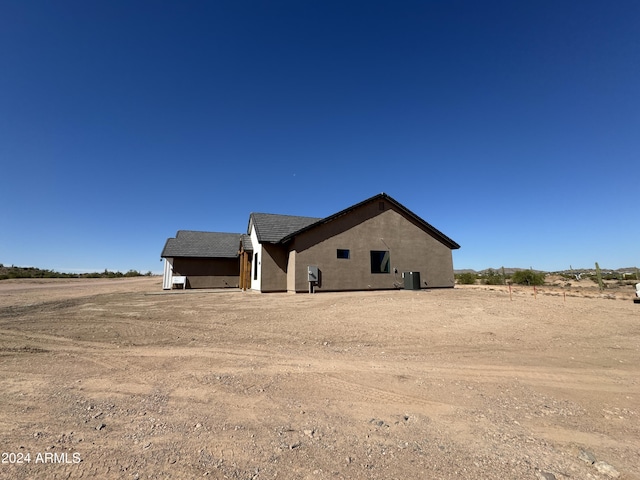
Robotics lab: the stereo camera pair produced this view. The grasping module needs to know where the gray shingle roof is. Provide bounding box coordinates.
[161,230,241,258]
[240,234,253,252]
[162,194,459,258]
[249,213,321,243]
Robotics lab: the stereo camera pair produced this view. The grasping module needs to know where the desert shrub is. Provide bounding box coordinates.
[103,269,124,278]
[456,272,477,285]
[0,266,149,280]
[511,270,545,286]
[484,269,504,285]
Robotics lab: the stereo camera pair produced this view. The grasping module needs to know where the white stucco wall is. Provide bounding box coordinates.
[249,225,263,291]
[162,258,174,290]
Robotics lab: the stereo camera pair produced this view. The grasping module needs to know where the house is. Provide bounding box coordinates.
[161,193,460,292]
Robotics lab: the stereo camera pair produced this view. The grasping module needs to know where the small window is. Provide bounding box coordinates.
[253,253,258,280]
[370,250,390,274]
[337,249,350,259]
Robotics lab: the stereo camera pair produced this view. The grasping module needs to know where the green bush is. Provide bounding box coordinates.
[456,272,477,285]
[103,269,124,278]
[511,270,546,286]
[484,269,504,285]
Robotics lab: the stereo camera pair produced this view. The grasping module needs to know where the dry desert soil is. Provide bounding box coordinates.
[0,277,638,479]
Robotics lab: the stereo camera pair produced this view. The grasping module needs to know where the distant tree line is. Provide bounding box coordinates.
[455,269,546,286]
[456,268,639,287]
[0,265,153,281]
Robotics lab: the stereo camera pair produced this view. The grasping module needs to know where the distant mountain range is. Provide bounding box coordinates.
[455,267,639,275]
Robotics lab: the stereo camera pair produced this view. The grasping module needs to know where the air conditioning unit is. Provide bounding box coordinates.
[403,271,421,290]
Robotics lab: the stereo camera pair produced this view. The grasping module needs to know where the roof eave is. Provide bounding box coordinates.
[161,253,239,259]
[160,236,176,258]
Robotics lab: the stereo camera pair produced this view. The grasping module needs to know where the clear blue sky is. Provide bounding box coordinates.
[1,1,638,274]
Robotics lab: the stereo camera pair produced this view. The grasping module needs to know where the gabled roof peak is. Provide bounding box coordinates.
[278,193,460,250]
[163,193,459,258]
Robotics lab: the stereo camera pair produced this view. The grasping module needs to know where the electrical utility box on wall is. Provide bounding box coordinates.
[403,271,421,290]
[308,265,319,283]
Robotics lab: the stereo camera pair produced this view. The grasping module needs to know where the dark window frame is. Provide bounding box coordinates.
[337,249,350,259]
[370,250,390,274]
[253,253,258,280]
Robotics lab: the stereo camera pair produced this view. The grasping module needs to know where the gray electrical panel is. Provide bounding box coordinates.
[403,271,421,290]
[308,265,319,283]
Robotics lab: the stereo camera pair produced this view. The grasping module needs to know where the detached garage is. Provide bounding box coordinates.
[161,231,241,289]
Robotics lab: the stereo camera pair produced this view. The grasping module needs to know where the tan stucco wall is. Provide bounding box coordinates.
[287,203,454,292]
[286,250,296,293]
[172,257,239,288]
[259,243,288,292]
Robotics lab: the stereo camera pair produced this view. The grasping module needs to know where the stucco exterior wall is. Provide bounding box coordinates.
[260,243,288,292]
[162,257,174,290]
[172,257,239,288]
[249,226,263,291]
[286,250,296,293]
[287,203,454,292]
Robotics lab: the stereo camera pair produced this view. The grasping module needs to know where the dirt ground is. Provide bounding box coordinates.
[0,277,638,480]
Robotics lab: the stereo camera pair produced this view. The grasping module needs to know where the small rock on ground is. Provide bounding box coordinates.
[536,472,556,480]
[594,461,620,478]
[578,449,597,464]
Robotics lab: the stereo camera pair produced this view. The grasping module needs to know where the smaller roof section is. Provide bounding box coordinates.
[240,234,253,252]
[248,213,321,243]
[161,230,241,258]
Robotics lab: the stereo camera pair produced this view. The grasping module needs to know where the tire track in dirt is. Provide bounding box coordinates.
[308,372,456,413]
[417,363,638,393]
[0,328,113,351]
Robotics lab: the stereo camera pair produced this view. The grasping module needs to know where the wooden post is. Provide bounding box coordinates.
[244,252,250,290]
[244,252,248,290]
[509,284,512,301]
[245,252,249,290]
[534,285,537,299]
[239,252,244,290]
[239,251,250,291]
